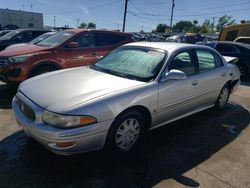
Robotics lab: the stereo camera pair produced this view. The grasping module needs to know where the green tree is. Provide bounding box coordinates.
[79,22,87,28]
[155,23,170,33]
[199,19,214,33]
[87,22,96,29]
[216,15,236,32]
[173,21,193,32]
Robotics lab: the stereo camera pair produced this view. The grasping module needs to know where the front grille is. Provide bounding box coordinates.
[0,57,8,69]
[16,97,36,122]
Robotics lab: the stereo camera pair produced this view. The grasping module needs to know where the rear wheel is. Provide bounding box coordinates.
[105,111,145,152]
[30,65,58,77]
[215,84,230,110]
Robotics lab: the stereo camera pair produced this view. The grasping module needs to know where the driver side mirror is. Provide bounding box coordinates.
[161,69,187,82]
[67,42,79,48]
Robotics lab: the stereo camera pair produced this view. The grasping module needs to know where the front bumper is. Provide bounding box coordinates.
[12,92,113,155]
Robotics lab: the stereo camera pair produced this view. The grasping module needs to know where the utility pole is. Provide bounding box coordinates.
[170,0,175,28]
[212,16,216,30]
[77,18,79,28]
[122,0,128,32]
[53,16,56,28]
[117,24,119,30]
[141,25,144,32]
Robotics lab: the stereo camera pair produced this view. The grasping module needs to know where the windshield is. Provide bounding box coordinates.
[37,31,73,47]
[30,32,55,44]
[92,47,166,82]
[0,30,20,40]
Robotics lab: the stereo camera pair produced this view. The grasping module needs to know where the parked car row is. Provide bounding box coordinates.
[0,29,50,51]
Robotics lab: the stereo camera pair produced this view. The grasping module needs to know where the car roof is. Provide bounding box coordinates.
[16,29,49,32]
[64,29,131,35]
[212,41,250,49]
[124,42,202,51]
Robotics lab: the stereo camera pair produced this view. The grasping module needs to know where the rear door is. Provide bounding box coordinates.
[193,49,228,105]
[95,32,129,57]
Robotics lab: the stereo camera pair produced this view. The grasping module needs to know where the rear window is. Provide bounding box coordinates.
[95,33,127,47]
[215,44,238,53]
[225,30,238,41]
[235,38,250,44]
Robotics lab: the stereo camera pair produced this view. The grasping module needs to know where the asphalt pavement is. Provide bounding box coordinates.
[0,80,249,188]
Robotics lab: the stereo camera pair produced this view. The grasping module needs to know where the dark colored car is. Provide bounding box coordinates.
[205,41,250,76]
[0,30,11,37]
[0,29,49,51]
[0,29,134,84]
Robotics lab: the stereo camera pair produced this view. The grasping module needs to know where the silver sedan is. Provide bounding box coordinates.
[12,42,240,155]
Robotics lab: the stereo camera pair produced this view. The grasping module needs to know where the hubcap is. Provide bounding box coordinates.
[115,118,140,150]
[219,88,229,107]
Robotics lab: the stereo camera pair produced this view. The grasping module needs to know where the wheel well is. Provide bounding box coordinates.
[28,62,61,78]
[115,106,152,130]
[225,80,234,92]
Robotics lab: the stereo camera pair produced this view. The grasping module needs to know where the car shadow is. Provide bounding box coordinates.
[241,76,250,87]
[0,83,18,109]
[0,102,249,188]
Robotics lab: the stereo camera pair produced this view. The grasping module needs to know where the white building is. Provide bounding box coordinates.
[0,8,43,29]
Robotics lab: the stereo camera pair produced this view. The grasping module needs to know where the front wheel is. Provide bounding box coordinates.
[105,111,145,152]
[215,85,230,110]
[30,65,58,77]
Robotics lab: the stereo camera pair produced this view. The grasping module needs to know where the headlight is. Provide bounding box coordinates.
[42,111,97,128]
[8,54,33,63]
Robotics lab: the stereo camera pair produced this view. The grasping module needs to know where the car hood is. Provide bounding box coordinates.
[0,44,50,57]
[20,67,145,113]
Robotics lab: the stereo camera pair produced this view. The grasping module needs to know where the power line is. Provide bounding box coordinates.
[128,11,171,21]
[52,0,122,15]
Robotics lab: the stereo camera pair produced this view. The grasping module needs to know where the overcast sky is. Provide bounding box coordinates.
[1,0,250,31]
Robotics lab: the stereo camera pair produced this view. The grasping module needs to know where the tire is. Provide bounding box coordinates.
[215,84,230,110]
[237,64,248,78]
[105,111,145,152]
[30,65,58,77]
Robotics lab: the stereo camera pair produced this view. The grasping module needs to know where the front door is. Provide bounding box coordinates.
[156,50,199,126]
[63,33,100,68]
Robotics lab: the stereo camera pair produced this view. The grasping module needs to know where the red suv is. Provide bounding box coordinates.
[0,29,134,84]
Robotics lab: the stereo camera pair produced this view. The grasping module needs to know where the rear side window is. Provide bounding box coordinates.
[215,44,238,53]
[95,33,127,47]
[196,50,216,72]
[225,30,238,41]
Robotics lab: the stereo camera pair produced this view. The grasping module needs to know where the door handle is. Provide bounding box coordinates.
[192,80,198,86]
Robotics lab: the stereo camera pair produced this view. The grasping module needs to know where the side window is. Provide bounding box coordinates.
[23,31,34,42]
[225,30,238,41]
[95,33,127,47]
[168,51,195,76]
[72,33,95,48]
[196,50,216,72]
[213,52,223,67]
[215,44,238,53]
[32,31,44,38]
